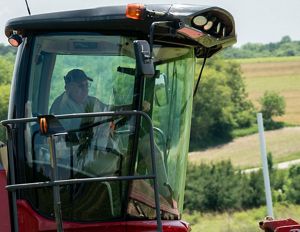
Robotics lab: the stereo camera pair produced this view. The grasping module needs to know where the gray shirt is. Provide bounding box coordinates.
[50,92,107,130]
[49,92,120,175]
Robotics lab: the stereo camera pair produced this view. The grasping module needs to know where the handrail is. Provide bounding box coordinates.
[6,174,156,190]
[1,110,163,232]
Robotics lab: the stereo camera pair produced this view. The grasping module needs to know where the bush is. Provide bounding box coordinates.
[184,160,295,213]
[241,171,265,208]
[286,166,300,204]
[184,161,265,212]
[259,91,286,129]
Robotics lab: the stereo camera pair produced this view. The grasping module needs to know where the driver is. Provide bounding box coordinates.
[50,68,106,128]
[50,69,171,203]
[50,68,149,128]
[49,69,149,175]
[50,69,119,174]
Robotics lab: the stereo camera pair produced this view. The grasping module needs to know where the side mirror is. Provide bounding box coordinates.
[133,40,155,78]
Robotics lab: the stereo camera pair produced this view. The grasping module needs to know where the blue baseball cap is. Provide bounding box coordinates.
[64,69,93,84]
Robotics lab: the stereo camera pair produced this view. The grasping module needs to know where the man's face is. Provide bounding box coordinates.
[66,80,89,104]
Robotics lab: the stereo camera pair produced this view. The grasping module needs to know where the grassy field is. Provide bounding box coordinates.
[183,203,300,232]
[238,56,300,125]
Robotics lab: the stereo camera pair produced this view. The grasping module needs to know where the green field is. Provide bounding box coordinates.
[183,203,300,232]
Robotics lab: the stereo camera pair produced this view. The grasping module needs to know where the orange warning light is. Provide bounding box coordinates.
[126,3,145,20]
[39,117,48,134]
[8,34,22,47]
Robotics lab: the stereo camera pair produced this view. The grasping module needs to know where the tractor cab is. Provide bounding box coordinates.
[0,4,236,232]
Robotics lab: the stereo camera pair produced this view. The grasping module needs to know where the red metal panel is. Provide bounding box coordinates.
[275,225,300,232]
[17,200,189,232]
[259,218,300,232]
[0,169,11,232]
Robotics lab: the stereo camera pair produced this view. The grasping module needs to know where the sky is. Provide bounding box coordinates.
[1,0,300,46]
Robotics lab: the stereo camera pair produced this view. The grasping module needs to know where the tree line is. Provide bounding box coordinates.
[223,36,300,59]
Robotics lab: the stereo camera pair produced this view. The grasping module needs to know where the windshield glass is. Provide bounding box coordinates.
[24,34,137,221]
[22,34,195,222]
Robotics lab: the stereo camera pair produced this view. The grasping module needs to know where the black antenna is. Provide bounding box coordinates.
[193,49,209,97]
[24,0,31,15]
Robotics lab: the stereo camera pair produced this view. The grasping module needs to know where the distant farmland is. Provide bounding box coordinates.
[239,56,300,125]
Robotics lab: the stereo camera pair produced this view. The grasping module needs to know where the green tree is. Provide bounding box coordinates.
[259,91,286,127]
[286,166,300,204]
[191,66,234,148]
[0,56,14,84]
[224,60,254,128]
[242,170,265,208]
[280,35,292,44]
[190,58,254,149]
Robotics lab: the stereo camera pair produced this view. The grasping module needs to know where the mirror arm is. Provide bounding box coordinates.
[149,21,181,58]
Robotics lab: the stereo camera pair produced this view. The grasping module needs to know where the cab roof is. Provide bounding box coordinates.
[5,4,237,56]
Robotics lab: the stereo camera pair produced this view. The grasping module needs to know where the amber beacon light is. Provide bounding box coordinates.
[39,117,48,134]
[126,3,145,20]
